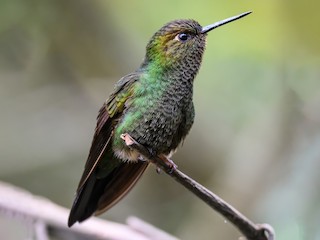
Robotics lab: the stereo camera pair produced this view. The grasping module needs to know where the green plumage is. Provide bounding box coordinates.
[68,12,252,227]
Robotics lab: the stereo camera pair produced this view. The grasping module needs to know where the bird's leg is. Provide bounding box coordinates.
[121,133,177,173]
[145,148,178,173]
[144,148,161,173]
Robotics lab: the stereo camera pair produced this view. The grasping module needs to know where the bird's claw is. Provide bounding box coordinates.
[158,155,177,174]
[167,159,177,174]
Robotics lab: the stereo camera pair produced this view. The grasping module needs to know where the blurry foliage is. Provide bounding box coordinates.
[0,0,319,239]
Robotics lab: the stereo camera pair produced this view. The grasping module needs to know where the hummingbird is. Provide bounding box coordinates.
[68,11,251,227]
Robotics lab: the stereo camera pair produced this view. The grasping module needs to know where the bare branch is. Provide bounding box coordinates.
[121,133,275,240]
[0,181,178,240]
[127,216,179,240]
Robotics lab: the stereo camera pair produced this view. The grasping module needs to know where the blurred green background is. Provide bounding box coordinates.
[1,0,320,239]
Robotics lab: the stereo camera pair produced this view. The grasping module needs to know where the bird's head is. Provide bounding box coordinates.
[142,12,252,70]
[145,19,206,68]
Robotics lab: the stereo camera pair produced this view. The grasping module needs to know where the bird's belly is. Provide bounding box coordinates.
[112,104,184,162]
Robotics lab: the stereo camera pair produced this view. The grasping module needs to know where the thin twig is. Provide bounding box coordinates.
[121,133,275,240]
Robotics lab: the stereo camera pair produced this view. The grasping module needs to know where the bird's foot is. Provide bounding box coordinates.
[158,155,178,174]
[121,133,178,173]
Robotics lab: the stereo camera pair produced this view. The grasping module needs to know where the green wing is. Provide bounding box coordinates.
[68,72,149,226]
[76,72,139,190]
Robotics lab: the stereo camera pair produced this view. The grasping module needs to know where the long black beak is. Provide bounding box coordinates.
[201,11,252,34]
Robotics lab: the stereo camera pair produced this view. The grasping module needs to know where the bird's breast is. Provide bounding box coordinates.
[113,74,193,161]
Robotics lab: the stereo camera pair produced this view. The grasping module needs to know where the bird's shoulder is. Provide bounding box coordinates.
[105,71,141,118]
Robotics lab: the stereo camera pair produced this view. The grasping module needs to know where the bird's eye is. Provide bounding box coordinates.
[176,33,190,42]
